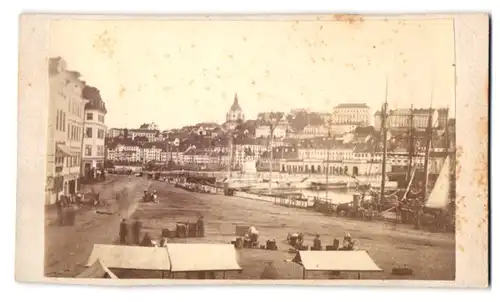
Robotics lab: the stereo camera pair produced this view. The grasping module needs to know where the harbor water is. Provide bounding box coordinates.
[299,188,359,204]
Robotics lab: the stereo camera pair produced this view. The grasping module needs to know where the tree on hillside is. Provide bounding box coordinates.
[289,111,308,131]
[244,147,255,158]
[288,112,324,131]
[134,136,148,144]
[307,112,324,126]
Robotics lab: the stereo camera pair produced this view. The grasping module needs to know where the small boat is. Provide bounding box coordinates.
[309,181,348,191]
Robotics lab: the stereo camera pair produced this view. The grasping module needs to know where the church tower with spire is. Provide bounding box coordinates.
[225,93,245,129]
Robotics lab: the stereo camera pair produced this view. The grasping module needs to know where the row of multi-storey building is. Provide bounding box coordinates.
[104,93,454,178]
[46,57,107,205]
[106,94,450,145]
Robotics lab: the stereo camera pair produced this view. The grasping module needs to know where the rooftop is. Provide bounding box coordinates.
[130,129,159,133]
[229,94,242,111]
[334,103,369,109]
[374,108,438,115]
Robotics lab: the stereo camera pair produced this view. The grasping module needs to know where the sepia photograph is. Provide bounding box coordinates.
[16,13,489,286]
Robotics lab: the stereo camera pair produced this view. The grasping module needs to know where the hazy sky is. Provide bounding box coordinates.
[49,17,456,130]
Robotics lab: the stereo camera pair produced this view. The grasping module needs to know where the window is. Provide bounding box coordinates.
[85,145,92,156]
[62,112,66,132]
[98,115,105,123]
[97,146,104,157]
[67,124,71,139]
[86,127,92,138]
[97,129,104,139]
[56,110,60,130]
[86,113,93,120]
[59,110,63,131]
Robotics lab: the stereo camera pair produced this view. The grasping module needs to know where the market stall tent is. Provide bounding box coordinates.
[166,243,242,279]
[292,250,383,279]
[86,244,171,278]
[77,259,118,279]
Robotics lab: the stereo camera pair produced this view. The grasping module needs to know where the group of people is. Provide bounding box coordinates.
[142,189,158,203]
[54,190,104,226]
[242,225,259,248]
[119,217,143,245]
[288,232,356,251]
[396,197,425,229]
[86,167,106,182]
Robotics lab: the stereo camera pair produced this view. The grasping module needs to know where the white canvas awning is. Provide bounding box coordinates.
[294,250,383,272]
[86,244,171,271]
[56,144,75,157]
[77,259,119,279]
[166,243,242,272]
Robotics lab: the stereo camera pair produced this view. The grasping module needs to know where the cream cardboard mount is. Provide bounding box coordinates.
[15,13,489,287]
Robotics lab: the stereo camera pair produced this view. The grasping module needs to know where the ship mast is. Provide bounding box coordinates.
[406,105,414,183]
[380,78,389,205]
[227,132,233,180]
[422,98,434,201]
[325,118,332,202]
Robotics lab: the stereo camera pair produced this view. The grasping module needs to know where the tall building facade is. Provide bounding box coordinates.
[373,108,440,130]
[107,128,124,138]
[332,103,371,126]
[46,57,86,205]
[82,86,107,178]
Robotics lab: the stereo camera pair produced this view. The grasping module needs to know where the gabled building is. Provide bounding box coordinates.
[82,86,108,178]
[46,57,87,204]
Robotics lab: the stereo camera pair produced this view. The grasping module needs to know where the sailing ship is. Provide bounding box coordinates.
[425,155,451,209]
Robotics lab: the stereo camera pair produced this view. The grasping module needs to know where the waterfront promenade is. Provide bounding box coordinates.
[46,175,455,279]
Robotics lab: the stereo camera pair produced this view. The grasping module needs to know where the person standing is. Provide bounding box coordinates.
[313,234,322,250]
[75,191,82,207]
[119,219,128,244]
[56,195,64,226]
[132,218,142,245]
[197,216,205,237]
[414,199,423,230]
[95,192,101,206]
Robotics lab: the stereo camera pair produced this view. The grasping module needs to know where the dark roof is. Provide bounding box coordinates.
[67,70,82,79]
[83,85,107,113]
[49,57,63,75]
[334,103,369,109]
[354,126,375,135]
[184,149,209,156]
[85,99,107,114]
[195,122,220,128]
[353,143,375,153]
[230,94,242,111]
[233,137,268,146]
[130,129,158,133]
[106,138,140,149]
[143,142,166,149]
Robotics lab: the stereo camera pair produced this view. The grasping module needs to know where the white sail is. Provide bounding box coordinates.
[425,156,450,209]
